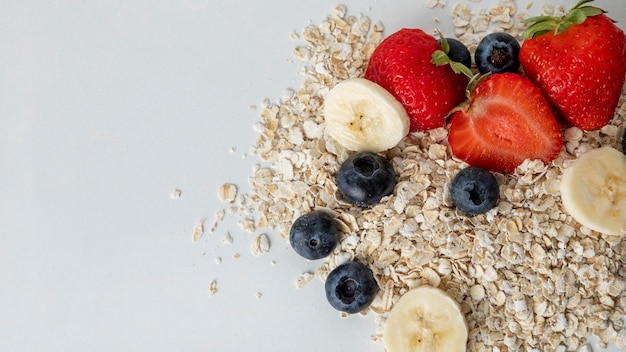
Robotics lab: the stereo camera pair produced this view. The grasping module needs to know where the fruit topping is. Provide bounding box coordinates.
[450,166,499,216]
[474,32,521,74]
[383,285,468,352]
[323,78,410,152]
[560,146,626,237]
[289,211,340,260]
[447,73,562,173]
[337,152,395,206]
[520,0,626,131]
[364,28,468,132]
[324,261,378,314]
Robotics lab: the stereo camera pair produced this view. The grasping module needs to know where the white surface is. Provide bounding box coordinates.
[1,1,624,351]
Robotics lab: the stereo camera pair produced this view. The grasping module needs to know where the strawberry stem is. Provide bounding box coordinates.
[431,30,474,79]
[430,31,492,101]
[439,32,450,54]
[465,73,490,100]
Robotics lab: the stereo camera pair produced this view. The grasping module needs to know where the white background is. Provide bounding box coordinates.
[1,1,624,351]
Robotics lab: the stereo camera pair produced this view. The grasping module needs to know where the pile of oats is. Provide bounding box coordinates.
[217,3,626,351]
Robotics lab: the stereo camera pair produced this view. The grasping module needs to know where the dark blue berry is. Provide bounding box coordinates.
[438,37,471,69]
[337,152,395,206]
[325,261,378,314]
[450,166,499,216]
[289,211,339,260]
[622,131,626,155]
[474,32,520,74]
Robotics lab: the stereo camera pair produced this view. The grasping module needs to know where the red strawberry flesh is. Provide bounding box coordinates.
[448,73,562,173]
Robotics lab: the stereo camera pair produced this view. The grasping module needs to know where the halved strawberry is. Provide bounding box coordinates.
[448,73,562,173]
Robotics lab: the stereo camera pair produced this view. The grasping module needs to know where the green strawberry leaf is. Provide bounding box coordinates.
[554,22,570,35]
[433,30,475,79]
[431,49,474,80]
[579,6,605,17]
[522,20,559,39]
[565,9,587,25]
[465,72,489,100]
[431,50,450,66]
[572,0,596,9]
[438,34,451,54]
[522,15,553,24]
[449,62,474,79]
[522,0,605,38]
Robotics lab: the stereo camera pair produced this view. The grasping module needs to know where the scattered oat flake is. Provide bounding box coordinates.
[251,233,270,256]
[233,253,240,259]
[209,280,217,297]
[210,209,225,232]
[296,272,314,288]
[223,232,234,244]
[192,221,204,242]
[170,188,181,199]
[239,218,256,233]
[426,0,441,8]
[214,257,222,265]
[256,292,263,299]
[218,183,238,203]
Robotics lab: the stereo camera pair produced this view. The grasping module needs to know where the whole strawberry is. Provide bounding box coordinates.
[520,0,626,131]
[364,28,468,132]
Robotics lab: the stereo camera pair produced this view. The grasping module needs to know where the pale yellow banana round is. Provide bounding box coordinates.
[384,286,468,352]
[323,78,409,152]
[560,146,626,237]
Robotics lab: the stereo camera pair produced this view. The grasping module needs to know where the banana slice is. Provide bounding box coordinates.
[323,78,409,152]
[560,146,626,237]
[384,285,468,352]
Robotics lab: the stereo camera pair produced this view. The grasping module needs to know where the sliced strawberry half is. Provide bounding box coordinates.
[448,73,562,173]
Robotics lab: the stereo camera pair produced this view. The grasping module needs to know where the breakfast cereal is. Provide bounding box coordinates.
[217,3,626,351]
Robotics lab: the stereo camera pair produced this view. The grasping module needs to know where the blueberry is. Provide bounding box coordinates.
[474,32,520,74]
[289,211,339,260]
[337,152,395,206]
[438,37,471,69]
[622,131,626,155]
[325,261,378,314]
[450,166,499,216]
